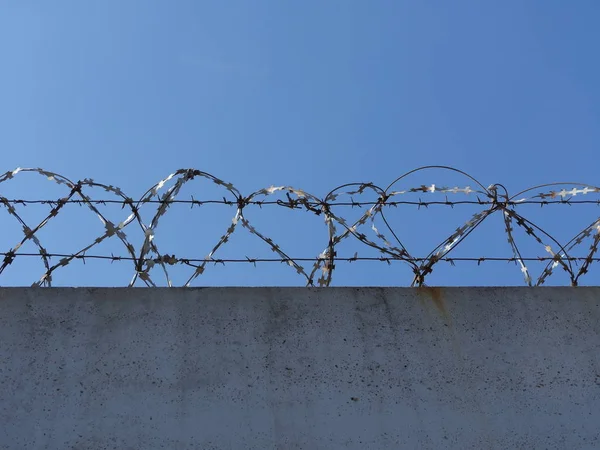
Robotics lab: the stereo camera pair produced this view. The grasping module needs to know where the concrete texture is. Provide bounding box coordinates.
[0,287,599,449]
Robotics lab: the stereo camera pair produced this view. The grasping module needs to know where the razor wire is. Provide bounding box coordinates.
[1,166,600,287]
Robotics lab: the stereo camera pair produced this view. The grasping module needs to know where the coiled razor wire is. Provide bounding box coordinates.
[1,166,599,287]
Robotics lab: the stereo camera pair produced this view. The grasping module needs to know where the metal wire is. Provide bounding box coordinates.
[1,166,599,287]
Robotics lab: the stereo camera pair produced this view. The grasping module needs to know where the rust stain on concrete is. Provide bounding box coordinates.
[416,287,461,357]
[417,286,448,317]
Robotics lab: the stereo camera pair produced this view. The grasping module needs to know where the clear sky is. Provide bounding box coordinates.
[1,1,599,287]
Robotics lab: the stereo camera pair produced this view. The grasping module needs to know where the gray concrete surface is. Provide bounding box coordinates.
[0,287,599,449]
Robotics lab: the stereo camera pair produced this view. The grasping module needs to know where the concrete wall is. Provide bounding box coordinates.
[1,287,599,450]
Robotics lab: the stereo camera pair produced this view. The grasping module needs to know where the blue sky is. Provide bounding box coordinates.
[1,1,599,287]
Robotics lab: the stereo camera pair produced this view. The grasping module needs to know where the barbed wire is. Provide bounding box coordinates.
[3,198,600,207]
[1,166,599,287]
[3,252,600,264]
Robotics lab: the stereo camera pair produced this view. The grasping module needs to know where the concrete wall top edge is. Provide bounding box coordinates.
[0,286,599,291]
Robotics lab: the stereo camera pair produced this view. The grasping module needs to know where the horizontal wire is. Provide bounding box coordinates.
[1,199,599,207]
[2,252,596,264]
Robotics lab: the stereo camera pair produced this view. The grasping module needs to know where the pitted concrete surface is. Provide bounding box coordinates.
[1,287,599,449]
